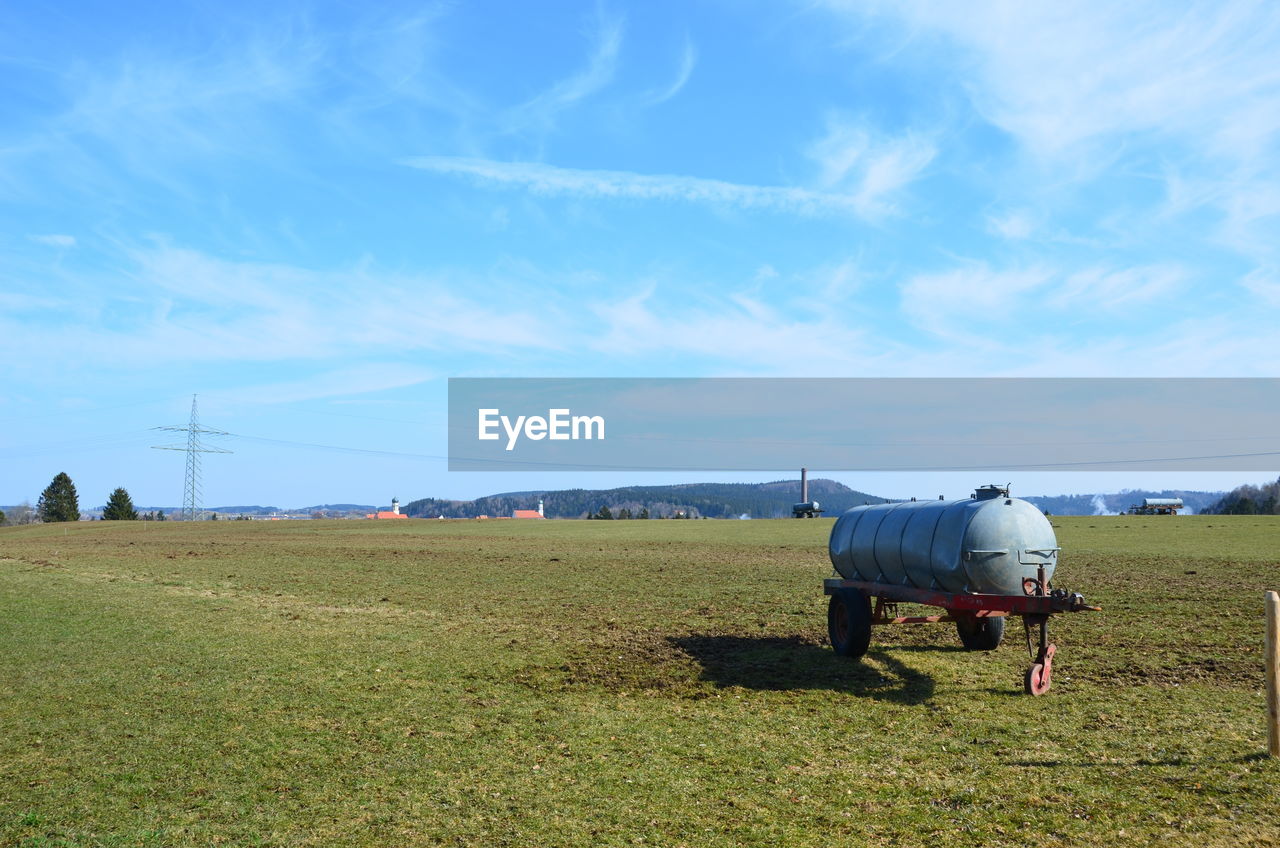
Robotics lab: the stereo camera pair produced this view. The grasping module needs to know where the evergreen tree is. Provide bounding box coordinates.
[639,507,649,519]
[102,487,138,520]
[0,509,6,525]
[1232,497,1258,515]
[597,505,614,520]
[37,472,79,522]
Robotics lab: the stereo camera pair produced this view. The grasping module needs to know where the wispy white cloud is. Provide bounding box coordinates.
[504,11,624,134]
[1047,265,1185,311]
[586,287,875,373]
[806,116,935,216]
[900,264,1053,345]
[403,153,926,219]
[900,260,1195,351]
[1240,267,1280,305]
[218,364,434,406]
[819,2,1280,300]
[834,1,1280,159]
[986,211,1034,240]
[55,30,323,188]
[0,244,565,372]
[405,156,845,214]
[640,36,696,106]
[28,233,76,248]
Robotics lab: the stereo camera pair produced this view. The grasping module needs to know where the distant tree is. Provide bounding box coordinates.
[597,506,614,520]
[1231,497,1258,515]
[639,507,650,519]
[102,487,138,521]
[311,511,325,520]
[0,509,5,525]
[618,507,632,520]
[210,512,219,521]
[38,472,79,522]
[6,502,35,525]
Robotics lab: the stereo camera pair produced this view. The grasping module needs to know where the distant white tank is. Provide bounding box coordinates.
[828,485,1059,595]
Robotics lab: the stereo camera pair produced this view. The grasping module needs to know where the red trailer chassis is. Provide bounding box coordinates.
[823,566,1099,695]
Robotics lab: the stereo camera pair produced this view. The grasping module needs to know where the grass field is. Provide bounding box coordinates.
[2,515,1279,846]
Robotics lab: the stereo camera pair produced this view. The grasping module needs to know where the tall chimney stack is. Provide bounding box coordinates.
[801,467,808,504]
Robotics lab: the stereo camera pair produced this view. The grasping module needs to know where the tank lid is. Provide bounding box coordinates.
[973,484,1010,501]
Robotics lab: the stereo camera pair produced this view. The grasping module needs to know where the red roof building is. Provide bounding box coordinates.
[367,497,408,519]
[512,509,544,519]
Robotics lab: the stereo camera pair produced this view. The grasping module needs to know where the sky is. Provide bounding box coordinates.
[2,1,1278,510]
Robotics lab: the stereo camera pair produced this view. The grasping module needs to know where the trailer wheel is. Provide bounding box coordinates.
[828,589,872,659]
[955,613,1005,651]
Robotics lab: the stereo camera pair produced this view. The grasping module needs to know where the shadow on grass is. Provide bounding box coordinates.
[878,644,970,654]
[669,634,934,705]
[981,690,1028,700]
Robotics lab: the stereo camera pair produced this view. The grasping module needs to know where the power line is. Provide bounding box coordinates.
[152,395,232,520]
[222,429,1280,470]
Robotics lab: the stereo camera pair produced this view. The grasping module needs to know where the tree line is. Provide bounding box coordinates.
[0,471,162,525]
[403,479,886,520]
[1202,477,1280,515]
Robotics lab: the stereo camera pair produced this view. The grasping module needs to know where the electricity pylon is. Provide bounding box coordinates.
[152,395,231,520]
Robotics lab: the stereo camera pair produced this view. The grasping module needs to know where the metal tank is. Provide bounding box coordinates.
[828,485,1058,596]
[792,466,824,518]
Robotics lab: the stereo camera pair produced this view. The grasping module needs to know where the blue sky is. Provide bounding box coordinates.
[2,1,1278,509]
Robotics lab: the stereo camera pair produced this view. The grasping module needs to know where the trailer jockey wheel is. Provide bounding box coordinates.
[1024,643,1056,696]
[828,589,872,660]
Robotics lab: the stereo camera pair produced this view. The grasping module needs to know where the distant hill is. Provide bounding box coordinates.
[403,478,889,520]
[208,505,282,515]
[1021,489,1224,516]
[299,504,379,513]
[205,504,378,515]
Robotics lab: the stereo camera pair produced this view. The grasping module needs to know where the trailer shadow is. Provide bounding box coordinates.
[669,634,935,705]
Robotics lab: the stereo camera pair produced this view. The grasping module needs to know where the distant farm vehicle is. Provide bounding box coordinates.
[1127,497,1183,515]
[792,467,824,518]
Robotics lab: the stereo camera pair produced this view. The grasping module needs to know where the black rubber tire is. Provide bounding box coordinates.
[828,589,872,659]
[955,613,1006,651]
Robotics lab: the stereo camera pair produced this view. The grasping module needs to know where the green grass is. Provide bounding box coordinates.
[2,516,1278,846]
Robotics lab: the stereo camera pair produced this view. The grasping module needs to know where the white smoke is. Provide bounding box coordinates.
[1090,494,1116,516]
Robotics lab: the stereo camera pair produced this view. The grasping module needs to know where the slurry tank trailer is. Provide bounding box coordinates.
[824,485,1099,694]
[792,467,824,518]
